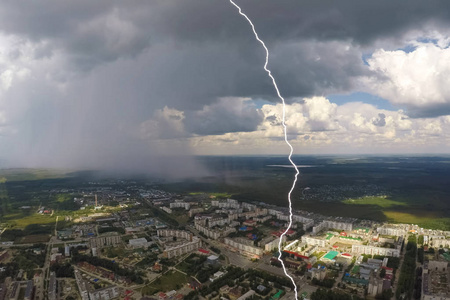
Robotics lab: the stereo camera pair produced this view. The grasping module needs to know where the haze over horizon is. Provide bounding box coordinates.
[2,0,450,175]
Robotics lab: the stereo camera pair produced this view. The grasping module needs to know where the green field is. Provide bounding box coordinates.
[0,168,68,182]
[383,211,450,230]
[140,270,188,295]
[188,192,232,198]
[2,212,56,227]
[342,196,406,208]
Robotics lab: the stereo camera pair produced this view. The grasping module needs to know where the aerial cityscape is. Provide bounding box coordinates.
[1,1,450,300]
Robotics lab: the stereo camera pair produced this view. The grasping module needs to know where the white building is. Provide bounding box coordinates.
[277,214,289,222]
[158,229,202,259]
[351,245,400,257]
[302,235,327,247]
[313,219,353,234]
[261,235,286,252]
[224,237,263,257]
[89,235,122,249]
[161,206,172,214]
[157,229,193,240]
[170,201,190,210]
[208,217,230,228]
[242,202,257,211]
[74,270,90,300]
[268,209,282,216]
[425,235,450,248]
[212,199,240,209]
[324,220,353,231]
[163,238,202,259]
[195,223,236,240]
[376,225,407,237]
[292,215,315,230]
[129,238,151,248]
[312,221,328,234]
[89,285,119,300]
[368,277,385,297]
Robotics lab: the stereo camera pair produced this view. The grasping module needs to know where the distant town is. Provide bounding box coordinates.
[0,180,448,300]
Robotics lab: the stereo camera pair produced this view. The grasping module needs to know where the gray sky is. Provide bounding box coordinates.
[1,0,450,172]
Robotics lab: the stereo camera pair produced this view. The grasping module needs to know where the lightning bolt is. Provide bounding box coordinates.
[228,1,300,298]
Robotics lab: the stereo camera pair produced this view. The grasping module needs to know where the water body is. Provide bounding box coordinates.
[266,165,323,168]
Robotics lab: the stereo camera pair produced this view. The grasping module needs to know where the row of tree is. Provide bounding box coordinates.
[199,266,246,296]
[395,235,417,299]
[312,277,335,288]
[98,226,125,234]
[2,224,52,241]
[50,262,74,278]
[311,288,364,300]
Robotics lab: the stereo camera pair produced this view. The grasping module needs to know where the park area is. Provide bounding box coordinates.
[140,270,189,296]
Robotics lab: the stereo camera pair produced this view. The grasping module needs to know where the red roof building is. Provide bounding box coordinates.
[198,248,210,254]
[243,220,257,226]
[283,250,309,260]
[158,292,167,300]
[272,229,295,237]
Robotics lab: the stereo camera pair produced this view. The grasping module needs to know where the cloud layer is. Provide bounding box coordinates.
[1,0,450,172]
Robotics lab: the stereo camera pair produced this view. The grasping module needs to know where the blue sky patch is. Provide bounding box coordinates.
[327,92,398,111]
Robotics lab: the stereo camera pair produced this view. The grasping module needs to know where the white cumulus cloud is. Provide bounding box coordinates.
[365,42,450,117]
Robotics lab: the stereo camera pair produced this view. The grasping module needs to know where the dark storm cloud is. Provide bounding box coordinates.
[146,0,450,45]
[184,98,263,135]
[2,0,449,100]
[407,104,450,119]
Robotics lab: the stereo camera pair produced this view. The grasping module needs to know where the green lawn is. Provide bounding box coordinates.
[140,270,188,295]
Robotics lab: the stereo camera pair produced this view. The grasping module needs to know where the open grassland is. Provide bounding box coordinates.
[1,205,123,230]
[342,196,406,208]
[383,211,450,230]
[2,212,56,227]
[188,192,232,198]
